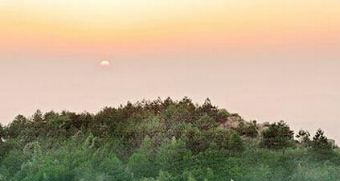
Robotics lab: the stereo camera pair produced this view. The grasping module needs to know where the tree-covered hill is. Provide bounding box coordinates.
[0,98,339,181]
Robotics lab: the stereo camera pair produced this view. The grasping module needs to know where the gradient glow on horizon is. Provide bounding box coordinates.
[1,0,340,56]
[1,1,340,141]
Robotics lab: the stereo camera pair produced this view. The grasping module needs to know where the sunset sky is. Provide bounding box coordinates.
[1,1,340,141]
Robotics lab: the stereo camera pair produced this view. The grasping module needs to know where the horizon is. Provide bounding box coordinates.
[1,0,340,142]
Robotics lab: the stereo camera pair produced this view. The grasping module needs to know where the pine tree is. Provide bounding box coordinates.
[311,129,332,153]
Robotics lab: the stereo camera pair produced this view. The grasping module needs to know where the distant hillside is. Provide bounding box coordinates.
[0,98,339,181]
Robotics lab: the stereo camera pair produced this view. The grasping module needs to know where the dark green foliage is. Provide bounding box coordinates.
[311,129,333,154]
[0,125,3,143]
[0,98,338,181]
[128,137,158,178]
[156,138,191,175]
[296,130,311,147]
[261,121,294,150]
[236,120,258,138]
[229,132,244,152]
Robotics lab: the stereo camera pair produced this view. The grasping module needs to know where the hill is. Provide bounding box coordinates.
[0,98,339,181]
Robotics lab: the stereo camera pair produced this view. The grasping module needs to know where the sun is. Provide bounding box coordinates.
[99,60,111,66]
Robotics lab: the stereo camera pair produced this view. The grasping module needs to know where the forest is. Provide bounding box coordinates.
[0,97,339,181]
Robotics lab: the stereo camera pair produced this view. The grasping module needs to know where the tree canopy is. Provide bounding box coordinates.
[0,98,338,181]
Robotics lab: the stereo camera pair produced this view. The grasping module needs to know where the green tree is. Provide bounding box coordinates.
[127,137,158,179]
[156,137,191,175]
[195,114,218,130]
[296,130,311,147]
[311,129,332,154]
[6,115,29,139]
[229,132,244,152]
[0,124,3,144]
[261,121,294,150]
[237,120,258,138]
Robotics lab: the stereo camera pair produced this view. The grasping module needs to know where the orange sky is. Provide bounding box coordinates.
[1,0,340,56]
[1,0,340,142]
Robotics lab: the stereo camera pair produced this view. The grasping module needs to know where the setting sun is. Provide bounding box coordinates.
[99,60,111,66]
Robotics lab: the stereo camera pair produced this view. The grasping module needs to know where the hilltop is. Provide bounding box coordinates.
[0,98,339,181]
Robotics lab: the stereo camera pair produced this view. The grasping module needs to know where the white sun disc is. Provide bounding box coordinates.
[100,60,111,66]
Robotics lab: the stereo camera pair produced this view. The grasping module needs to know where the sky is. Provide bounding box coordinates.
[0,0,340,141]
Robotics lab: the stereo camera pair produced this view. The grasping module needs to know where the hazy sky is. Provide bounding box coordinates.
[1,1,340,141]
